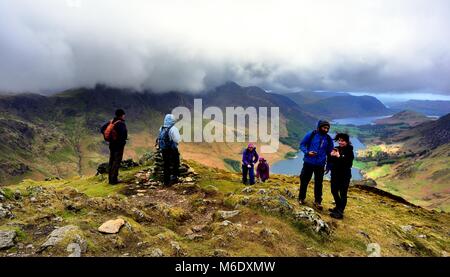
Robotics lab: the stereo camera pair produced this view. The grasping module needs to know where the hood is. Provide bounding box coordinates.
[163,114,175,127]
[317,120,331,129]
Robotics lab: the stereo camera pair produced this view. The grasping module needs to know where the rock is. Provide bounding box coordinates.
[278,195,293,210]
[150,248,164,257]
[442,251,448,257]
[367,243,381,257]
[30,197,37,202]
[14,190,22,200]
[0,230,16,250]
[98,218,125,234]
[0,204,14,219]
[258,189,267,194]
[170,241,186,256]
[400,225,414,232]
[66,243,82,257]
[136,190,147,193]
[221,220,233,226]
[216,210,240,220]
[184,177,193,182]
[241,187,253,193]
[292,207,330,234]
[39,225,81,251]
[417,234,427,239]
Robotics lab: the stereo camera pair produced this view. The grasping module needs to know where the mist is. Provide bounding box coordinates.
[1,0,449,94]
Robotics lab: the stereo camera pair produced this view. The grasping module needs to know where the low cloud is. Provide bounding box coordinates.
[0,0,449,94]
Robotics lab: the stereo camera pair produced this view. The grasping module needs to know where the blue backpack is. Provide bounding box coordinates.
[158,125,174,150]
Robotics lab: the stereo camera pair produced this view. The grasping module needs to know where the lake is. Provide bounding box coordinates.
[331,115,392,126]
[271,136,365,180]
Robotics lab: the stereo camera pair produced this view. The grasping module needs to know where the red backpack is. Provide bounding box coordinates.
[103,119,121,142]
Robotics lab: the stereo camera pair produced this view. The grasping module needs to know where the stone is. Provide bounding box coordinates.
[221,220,233,226]
[0,204,13,219]
[170,241,185,256]
[0,230,16,250]
[292,207,330,234]
[216,210,240,220]
[98,218,125,234]
[400,225,414,232]
[67,243,82,257]
[150,248,164,257]
[242,187,253,193]
[39,225,80,251]
[258,189,267,194]
[367,243,381,257]
[278,195,293,210]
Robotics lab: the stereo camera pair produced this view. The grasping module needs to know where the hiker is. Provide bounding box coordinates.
[298,120,334,210]
[326,133,354,219]
[100,109,128,185]
[256,157,270,183]
[157,114,181,186]
[242,143,259,185]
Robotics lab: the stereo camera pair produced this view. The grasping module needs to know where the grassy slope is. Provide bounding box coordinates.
[1,160,448,257]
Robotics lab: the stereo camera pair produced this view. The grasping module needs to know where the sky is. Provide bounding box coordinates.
[0,0,449,96]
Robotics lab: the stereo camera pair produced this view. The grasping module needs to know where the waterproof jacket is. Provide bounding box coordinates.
[299,127,334,166]
[158,114,181,149]
[100,118,128,148]
[256,161,270,180]
[242,149,259,167]
[327,145,354,177]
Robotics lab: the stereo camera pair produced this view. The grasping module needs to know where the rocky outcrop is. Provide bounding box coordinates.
[0,230,16,250]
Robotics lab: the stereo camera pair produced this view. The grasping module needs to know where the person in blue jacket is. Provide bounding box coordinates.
[242,143,259,185]
[298,120,334,210]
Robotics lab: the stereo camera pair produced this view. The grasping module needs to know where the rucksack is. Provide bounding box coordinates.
[306,130,333,151]
[103,119,121,142]
[157,125,174,150]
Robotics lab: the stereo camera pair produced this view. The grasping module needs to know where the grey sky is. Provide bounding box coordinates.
[0,0,449,95]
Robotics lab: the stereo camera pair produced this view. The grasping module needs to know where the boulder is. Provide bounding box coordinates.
[367,243,381,257]
[39,225,84,252]
[0,230,16,250]
[98,218,125,234]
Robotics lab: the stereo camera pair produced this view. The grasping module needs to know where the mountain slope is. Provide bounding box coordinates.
[389,100,450,116]
[283,92,391,119]
[375,110,432,127]
[0,83,316,184]
[358,114,450,211]
[0,158,448,257]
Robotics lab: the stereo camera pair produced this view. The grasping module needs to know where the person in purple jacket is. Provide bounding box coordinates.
[242,143,259,185]
[256,157,270,183]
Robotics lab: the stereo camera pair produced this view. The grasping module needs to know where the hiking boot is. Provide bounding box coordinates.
[313,202,323,211]
[330,211,344,219]
[328,207,338,213]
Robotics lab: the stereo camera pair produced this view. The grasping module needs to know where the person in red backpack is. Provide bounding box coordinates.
[100,109,128,184]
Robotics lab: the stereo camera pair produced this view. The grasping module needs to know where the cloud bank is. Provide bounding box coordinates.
[0,0,449,94]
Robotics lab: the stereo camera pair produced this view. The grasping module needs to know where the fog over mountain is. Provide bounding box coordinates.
[1,0,449,94]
